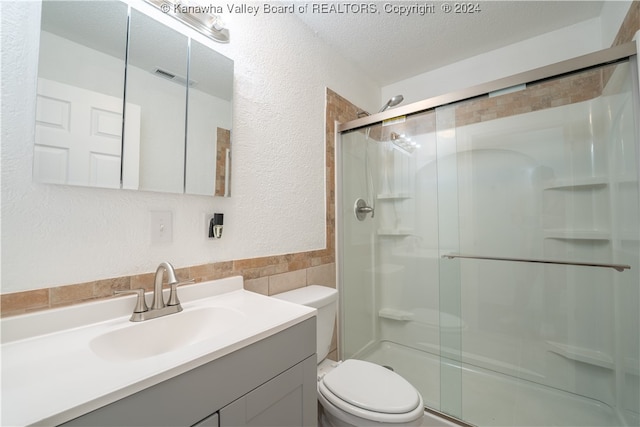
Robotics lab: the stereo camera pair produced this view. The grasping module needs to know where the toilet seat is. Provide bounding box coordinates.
[318,359,424,424]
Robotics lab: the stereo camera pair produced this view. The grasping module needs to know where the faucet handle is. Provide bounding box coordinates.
[114,288,149,313]
[167,279,196,306]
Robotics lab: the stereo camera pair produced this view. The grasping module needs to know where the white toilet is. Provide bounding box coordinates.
[273,285,424,427]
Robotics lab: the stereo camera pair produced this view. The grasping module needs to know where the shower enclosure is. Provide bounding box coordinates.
[337,43,639,426]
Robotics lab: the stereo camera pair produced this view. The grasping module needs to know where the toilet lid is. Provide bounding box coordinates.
[321,359,421,414]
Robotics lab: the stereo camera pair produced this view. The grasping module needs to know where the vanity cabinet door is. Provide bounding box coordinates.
[219,355,317,427]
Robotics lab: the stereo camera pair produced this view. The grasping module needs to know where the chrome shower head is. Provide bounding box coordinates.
[379,95,404,112]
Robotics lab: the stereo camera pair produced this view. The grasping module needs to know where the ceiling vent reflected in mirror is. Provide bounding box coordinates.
[145,0,230,43]
[152,67,198,87]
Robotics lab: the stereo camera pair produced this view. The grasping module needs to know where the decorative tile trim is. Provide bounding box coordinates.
[215,127,231,197]
[451,66,607,127]
[612,1,640,47]
[0,256,337,317]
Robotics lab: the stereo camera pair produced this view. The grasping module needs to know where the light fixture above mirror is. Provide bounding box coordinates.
[145,0,230,43]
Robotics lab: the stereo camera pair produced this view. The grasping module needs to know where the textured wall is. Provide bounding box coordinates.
[0,86,360,317]
[1,1,379,293]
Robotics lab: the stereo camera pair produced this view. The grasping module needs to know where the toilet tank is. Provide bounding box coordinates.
[273,285,337,363]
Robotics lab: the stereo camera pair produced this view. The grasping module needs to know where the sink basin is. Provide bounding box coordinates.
[90,307,245,362]
[2,276,318,427]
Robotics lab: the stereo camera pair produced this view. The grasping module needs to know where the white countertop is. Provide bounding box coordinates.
[1,276,315,426]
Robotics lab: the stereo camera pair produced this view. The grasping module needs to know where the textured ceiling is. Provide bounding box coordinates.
[296,1,605,86]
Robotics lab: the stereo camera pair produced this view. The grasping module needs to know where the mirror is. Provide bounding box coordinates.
[34,1,234,196]
[185,40,233,196]
[34,1,128,188]
[126,9,188,194]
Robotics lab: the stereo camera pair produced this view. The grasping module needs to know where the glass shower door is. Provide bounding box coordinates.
[437,59,640,426]
[339,127,377,362]
[435,104,463,419]
[339,111,456,413]
[338,53,639,427]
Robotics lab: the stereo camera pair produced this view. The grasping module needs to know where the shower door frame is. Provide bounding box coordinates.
[337,42,637,135]
[335,39,639,422]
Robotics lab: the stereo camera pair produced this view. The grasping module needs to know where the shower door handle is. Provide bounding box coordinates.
[354,198,374,221]
[442,253,631,272]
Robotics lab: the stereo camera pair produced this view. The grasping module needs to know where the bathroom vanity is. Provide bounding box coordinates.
[1,277,317,426]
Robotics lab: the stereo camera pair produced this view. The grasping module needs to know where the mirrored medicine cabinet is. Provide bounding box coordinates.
[34,0,233,196]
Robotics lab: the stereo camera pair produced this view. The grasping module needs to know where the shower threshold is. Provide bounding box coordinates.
[358,341,624,427]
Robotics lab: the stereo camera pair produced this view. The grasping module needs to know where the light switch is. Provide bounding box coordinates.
[150,211,173,245]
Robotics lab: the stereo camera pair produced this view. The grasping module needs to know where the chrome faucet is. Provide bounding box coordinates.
[115,262,194,322]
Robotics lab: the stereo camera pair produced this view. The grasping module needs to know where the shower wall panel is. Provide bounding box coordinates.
[442,60,639,424]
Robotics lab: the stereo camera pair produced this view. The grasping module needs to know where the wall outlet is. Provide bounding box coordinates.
[150,211,173,245]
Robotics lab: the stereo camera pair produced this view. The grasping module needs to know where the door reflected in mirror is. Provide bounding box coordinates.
[34,0,128,189]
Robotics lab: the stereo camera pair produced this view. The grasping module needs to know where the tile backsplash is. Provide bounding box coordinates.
[1,256,336,317]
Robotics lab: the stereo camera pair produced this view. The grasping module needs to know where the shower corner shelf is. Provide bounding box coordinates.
[543,176,608,190]
[546,341,614,370]
[543,174,638,190]
[377,193,413,200]
[379,308,414,321]
[543,229,611,240]
[378,229,413,237]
